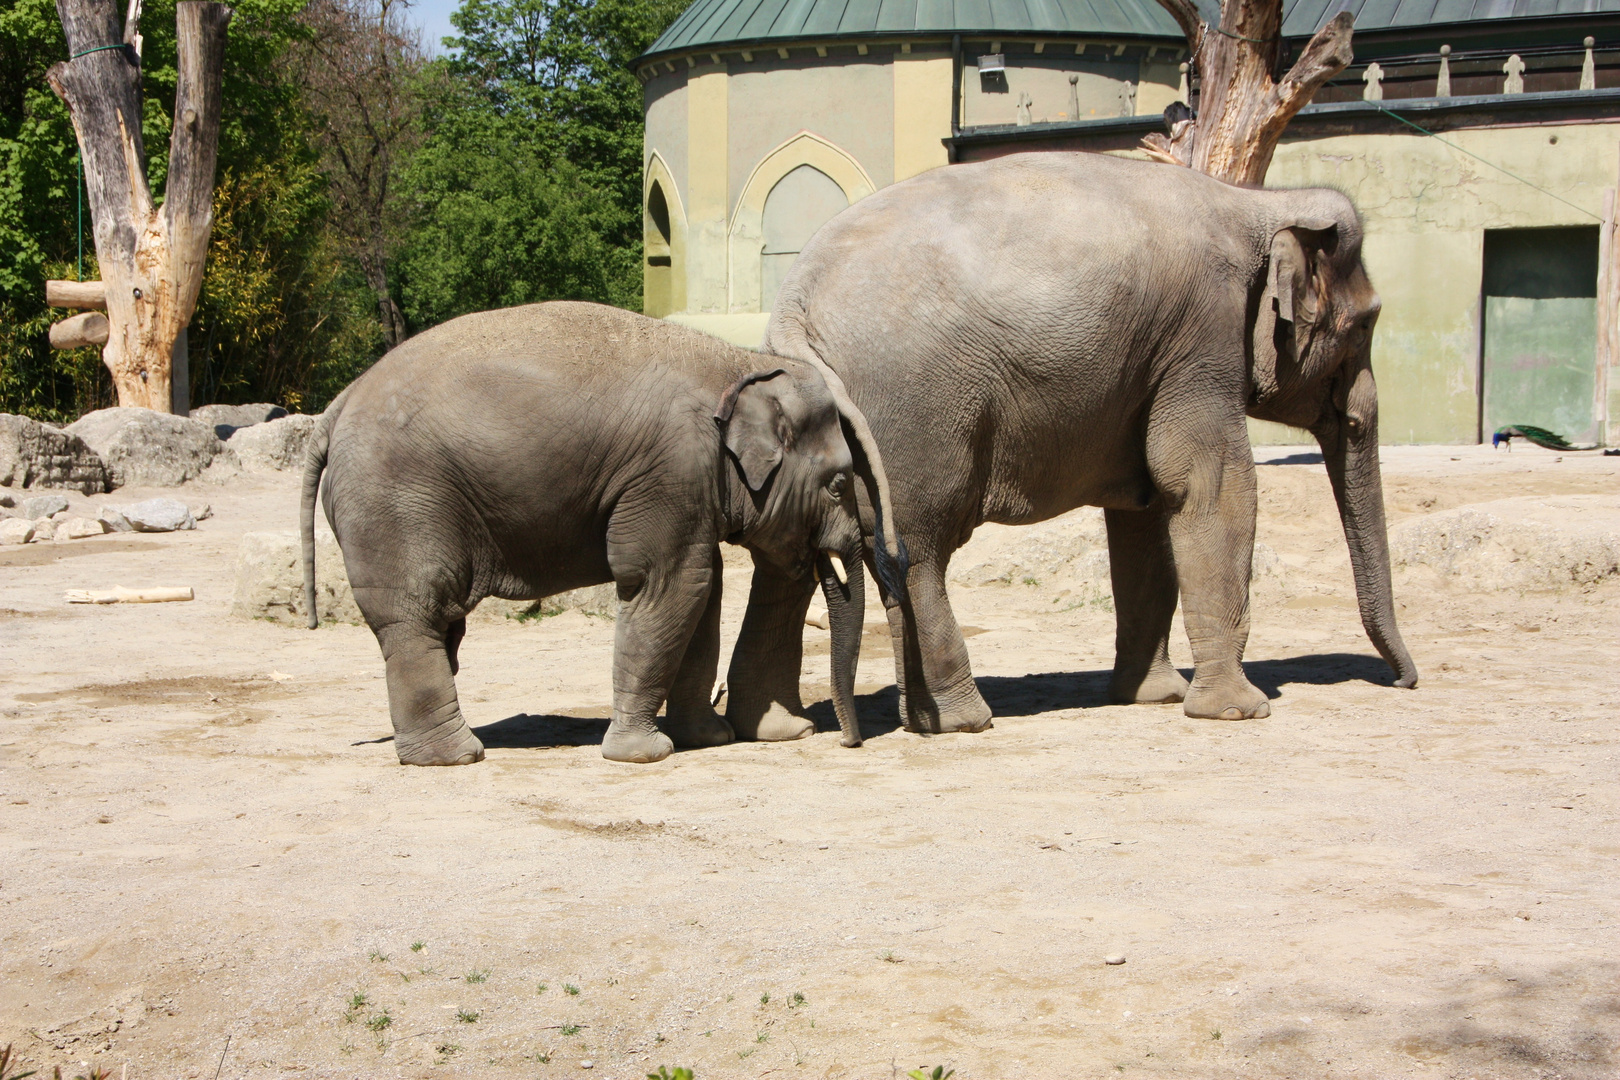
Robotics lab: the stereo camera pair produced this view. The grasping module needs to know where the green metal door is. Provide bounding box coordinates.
[1480,226,1601,444]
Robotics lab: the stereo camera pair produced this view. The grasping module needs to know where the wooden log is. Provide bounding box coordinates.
[47,0,231,413]
[45,279,107,309]
[65,586,194,604]
[49,311,111,349]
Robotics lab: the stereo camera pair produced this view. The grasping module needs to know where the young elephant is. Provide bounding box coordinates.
[300,302,894,765]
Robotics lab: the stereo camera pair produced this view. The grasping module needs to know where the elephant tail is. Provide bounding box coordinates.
[301,387,351,630]
[764,315,909,604]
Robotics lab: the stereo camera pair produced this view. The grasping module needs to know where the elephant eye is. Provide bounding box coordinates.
[826,472,848,500]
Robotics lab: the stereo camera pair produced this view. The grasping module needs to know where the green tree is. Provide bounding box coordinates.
[393,0,684,327]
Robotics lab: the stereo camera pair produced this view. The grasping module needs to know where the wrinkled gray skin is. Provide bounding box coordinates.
[301,302,877,765]
[733,152,1418,737]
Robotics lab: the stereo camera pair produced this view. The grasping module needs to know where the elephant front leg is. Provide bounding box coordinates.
[1105,505,1189,704]
[604,556,716,763]
[1154,435,1270,721]
[374,614,486,766]
[661,548,735,750]
[725,558,818,742]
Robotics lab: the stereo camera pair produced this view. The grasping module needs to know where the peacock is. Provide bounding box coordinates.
[1492,425,1600,451]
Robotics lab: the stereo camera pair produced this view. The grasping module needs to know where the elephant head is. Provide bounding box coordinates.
[1247,192,1418,689]
[715,364,879,746]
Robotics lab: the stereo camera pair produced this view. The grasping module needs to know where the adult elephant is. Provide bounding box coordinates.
[722,151,1417,739]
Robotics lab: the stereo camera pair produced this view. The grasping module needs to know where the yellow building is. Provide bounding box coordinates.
[639,1,1620,445]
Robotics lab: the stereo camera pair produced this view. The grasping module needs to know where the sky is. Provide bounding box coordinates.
[402,0,461,55]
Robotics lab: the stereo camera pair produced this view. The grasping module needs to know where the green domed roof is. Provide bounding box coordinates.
[643,0,1187,59]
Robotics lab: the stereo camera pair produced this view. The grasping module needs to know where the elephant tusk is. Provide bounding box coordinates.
[825,551,848,586]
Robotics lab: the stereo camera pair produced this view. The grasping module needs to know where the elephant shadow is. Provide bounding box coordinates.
[379,652,1392,752]
[472,700,910,751]
[805,688,905,740]
[471,712,611,750]
[972,651,1400,719]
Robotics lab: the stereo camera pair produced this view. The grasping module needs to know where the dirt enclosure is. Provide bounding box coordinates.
[2,444,1617,1080]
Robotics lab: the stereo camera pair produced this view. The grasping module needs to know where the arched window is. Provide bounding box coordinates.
[645,180,675,317]
[760,165,848,312]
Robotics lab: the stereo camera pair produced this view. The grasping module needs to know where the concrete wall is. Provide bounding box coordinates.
[643,43,947,326]
[961,46,1178,125]
[727,51,896,209]
[1260,120,1620,445]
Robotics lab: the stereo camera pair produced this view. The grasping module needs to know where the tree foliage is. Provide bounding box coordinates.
[1,0,681,421]
[394,0,685,326]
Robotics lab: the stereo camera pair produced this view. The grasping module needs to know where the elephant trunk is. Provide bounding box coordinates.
[818,547,866,747]
[1316,363,1419,689]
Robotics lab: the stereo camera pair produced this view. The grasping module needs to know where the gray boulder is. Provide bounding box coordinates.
[190,403,287,438]
[97,506,134,533]
[0,518,34,545]
[65,407,232,488]
[121,498,196,532]
[21,493,70,519]
[474,584,619,624]
[228,414,317,471]
[1392,495,1620,592]
[232,530,362,626]
[231,530,618,627]
[56,516,107,540]
[0,414,108,494]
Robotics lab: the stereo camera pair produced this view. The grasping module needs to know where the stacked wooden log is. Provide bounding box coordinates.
[46,279,109,350]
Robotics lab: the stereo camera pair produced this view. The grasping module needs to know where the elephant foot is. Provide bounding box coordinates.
[1183,675,1271,721]
[396,720,485,766]
[601,723,674,763]
[661,707,735,749]
[1110,662,1190,705]
[748,702,815,742]
[904,692,994,735]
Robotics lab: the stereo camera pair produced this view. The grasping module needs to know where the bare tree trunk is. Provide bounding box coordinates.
[1142,0,1352,185]
[291,0,422,352]
[358,248,407,349]
[47,0,231,412]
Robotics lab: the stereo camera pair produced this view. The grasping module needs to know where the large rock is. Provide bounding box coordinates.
[0,518,34,545]
[233,530,362,626]
[0,414,108,494]
[227,414,317,471]
[949,505,1283,605]
[121,498,196,532]
[21,493,70,519]
[65,408,233,488]
[55,516,107,540]
[231,530,619,626]
[1391,495,1620,592]
[474,584,619,624]
[190,403,287,438]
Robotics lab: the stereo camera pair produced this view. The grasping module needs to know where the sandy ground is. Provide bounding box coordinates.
[1,444,1617,1080]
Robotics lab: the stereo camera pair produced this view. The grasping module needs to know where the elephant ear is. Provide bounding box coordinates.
[715,368,790,491]
[1266,217,1336,329]
[1252,218,1337,408]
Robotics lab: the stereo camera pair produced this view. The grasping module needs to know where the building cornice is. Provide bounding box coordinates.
[945,87,1620,156]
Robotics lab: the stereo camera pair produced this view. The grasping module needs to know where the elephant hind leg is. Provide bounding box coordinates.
[376,618,485,766]
[1105,505,1189,704]
[724,558,817,743]
[892,554,992,735]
